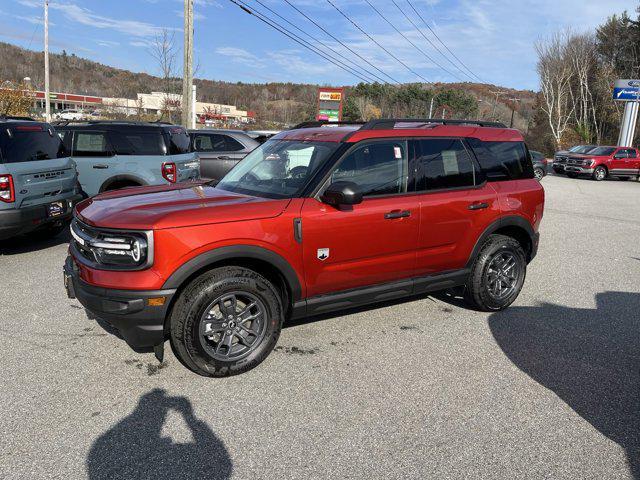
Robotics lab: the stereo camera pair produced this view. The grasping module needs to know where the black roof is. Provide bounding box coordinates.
[53,120,184,132]
[291,118,508,130]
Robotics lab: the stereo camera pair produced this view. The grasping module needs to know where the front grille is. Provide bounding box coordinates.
[70,219,99,264]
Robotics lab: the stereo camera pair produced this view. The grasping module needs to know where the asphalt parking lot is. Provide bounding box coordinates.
[1,174,639,480]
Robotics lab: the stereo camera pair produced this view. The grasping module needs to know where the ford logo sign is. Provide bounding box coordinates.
[628,80,640,87]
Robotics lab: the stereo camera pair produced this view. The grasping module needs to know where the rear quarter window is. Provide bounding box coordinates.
[0,125,68,163]
[164,127,191,155]
[467,139,534,180]
[109,130,166,155]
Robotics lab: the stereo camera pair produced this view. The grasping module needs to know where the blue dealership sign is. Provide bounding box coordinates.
[613,79,640,101]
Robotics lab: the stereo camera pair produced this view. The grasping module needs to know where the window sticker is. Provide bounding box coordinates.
[394,146,402,159]
[442,150,460,175]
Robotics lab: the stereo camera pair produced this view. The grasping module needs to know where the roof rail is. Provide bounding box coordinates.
[0,115,36,121]
[361,118,508,129]
[291,120,366,130]
[52,120,176,127]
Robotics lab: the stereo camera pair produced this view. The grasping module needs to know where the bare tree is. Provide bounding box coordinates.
[149,29,179,122]
[536,31,576,147]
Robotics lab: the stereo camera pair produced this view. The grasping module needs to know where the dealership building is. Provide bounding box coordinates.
[28,89,254,124]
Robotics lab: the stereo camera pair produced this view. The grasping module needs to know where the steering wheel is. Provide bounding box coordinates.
[289,166,308,179]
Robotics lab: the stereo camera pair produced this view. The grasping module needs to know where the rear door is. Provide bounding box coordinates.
[411,138,499,277]
[70,129,116,196]
[301,139,419,298]
[192,132,248,180]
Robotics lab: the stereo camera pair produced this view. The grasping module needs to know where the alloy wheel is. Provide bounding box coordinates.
[198,291,267,361]
[485,251,520,300]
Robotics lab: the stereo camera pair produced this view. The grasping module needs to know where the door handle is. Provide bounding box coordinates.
[384,210,411,219]
[92,164,109,169]
[468,202,489,210]
[217,156,231,160]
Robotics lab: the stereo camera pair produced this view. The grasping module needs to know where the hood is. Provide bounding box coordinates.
[75,182,291,230]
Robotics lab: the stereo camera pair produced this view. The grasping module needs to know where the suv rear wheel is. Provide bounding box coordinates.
[464,234,527,311]
[169,266,283,377]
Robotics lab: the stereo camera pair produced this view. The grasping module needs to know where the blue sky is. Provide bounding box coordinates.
[0,0,637,90]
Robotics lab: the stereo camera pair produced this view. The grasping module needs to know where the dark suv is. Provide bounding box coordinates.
[64,119,544,377]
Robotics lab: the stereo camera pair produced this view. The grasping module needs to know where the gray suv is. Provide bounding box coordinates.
[189,129,258,180]
[0,117,82,240]
[56,121,200,197]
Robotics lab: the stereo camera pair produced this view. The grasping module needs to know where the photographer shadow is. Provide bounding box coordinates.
[488,292,640,478]
[87,389,233,480]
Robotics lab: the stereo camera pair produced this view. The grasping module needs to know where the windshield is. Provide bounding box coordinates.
[574,145,595,154]
[0,126,68,163]
[588,147,616,156]
[217,139,340,198]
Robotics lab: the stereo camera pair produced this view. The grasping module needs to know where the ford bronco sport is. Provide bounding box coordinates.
[64,118,544,377]
[0,117,82,241]
[55,121,200,197]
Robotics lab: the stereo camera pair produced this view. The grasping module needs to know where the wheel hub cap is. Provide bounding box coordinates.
[486,251,520,300]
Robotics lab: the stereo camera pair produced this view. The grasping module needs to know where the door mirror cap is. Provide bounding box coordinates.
[321,181,363,207]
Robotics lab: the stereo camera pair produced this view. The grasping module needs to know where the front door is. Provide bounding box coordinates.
[301,139,419,298]
[192,133,247,180]
[70,130,116,196]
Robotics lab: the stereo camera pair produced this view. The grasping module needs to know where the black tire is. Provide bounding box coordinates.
[566,172,578,178]
[534,167,545,181]
[169,266,283,377]
[103,181,141,192]
[618,176,630,181]
[592,166,607,181]
[464,234,527,312]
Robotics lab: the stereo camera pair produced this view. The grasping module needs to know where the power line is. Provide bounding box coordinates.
[404,0,483,83]
[362,0,464,82]
[282,0,400,84]
[325,0,431,84]
[391,0,473,82]
[229,0,372,83]
[251,0,382,84]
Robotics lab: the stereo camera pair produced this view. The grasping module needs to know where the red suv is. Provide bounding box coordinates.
[564,146,640,181]
[64,119,544,377]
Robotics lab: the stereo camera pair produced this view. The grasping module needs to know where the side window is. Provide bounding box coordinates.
[109,131,165,156]
[331,141,408,196]
[468,139,534,180]
[193,133,214,152]
[224,136,245,152]
[413,139,477,191]
[624,148,636,158]
[72,131,112,157]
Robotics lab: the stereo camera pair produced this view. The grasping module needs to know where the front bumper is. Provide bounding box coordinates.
[0,194,83,240]
[564,166,594,175]
[64,256,175,349]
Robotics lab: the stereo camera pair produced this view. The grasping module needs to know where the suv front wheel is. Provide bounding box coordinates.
[464,235,527,311]
[169,266,284,377]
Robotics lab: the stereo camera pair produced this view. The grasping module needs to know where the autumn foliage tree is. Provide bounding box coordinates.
[0,81,33,116]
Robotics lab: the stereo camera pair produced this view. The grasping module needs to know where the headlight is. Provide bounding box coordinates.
[582,158,594,166]
[70,219,153,270]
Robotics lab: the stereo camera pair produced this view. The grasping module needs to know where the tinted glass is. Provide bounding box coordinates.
[224,136,244,152]
[73,131,112,157]
[331,141,408,196]
[0,126,68,163]
[165,128,191,155]
[625,149,637,158]
[574,145,596,154]
[530,151,544,161]
[109,131,165,155]
[589,147,616,156]
[217,140,340,199]
[413,139,476,191]
[468,139,534,180]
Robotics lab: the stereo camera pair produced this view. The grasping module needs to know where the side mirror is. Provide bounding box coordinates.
[321,181,363,207]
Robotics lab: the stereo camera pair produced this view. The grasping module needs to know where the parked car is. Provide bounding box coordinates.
[530,150,550,180]
[246,130,280,145]
[564,146,640,181]
[56,121,200,197]
[64,118,544,377]
[54,109,85,121]
[189,129,258,180]
[0,117,82,241]
[553,145,597,174]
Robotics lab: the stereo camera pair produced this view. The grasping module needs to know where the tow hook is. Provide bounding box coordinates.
[153,342,165,363]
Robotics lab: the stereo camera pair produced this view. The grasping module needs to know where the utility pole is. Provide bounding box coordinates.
[428,96,435,118]
[181,0,194,128]
[507,97,521,128]
[44,0,50,122]
[489,90,505,121]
